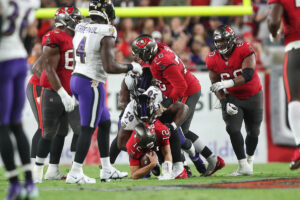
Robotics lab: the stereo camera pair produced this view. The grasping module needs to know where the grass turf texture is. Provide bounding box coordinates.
[1,163,300,200]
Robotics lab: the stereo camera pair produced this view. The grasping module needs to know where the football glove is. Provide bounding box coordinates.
[220,99,238,116]
[210,80,234,92]
[127,62,143,75]
[57,87,75,112]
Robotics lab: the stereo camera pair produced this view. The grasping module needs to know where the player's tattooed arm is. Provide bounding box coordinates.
[118,79,130,110]
[42,46,62,91]
[267,3,284,38]
[209,70,226,100]
[32,55,43,78]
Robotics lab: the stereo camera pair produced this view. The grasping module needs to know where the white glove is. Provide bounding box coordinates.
[226,103,238,115]
[213,99,222,109]
[128,62,143,75]
[158,161,174,180]
[57,87,75,112]
[210,80,234,93]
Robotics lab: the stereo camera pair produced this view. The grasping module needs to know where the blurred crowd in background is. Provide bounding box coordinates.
[30,0,282,72]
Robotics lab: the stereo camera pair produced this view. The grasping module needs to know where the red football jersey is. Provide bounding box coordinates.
[149,42,201,102]
[40,29,74,95]
[268,0,300,45]
[126,120,170,166]
[28,74,41,86]
[206,42,262,99]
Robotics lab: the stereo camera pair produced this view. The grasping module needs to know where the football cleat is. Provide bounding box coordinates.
[66,172,96,184]
[100,167,128,182]
[33,165,44,183]
[5,182,26,200]
[175,168,188,179]
[151,164,161,176]
[228,162,253,177]
[290,148,300,170]
[45,169,66,180]
[204,156,225,177]
[184,165,194,178]
[190,153,206,175]
[24,180,39,199]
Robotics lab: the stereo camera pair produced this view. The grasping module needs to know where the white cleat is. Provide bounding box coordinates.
[228,165,253,177]
[66,172,96,184]
[33,165,44,183]
[100,167,128,182]
[45,169,66,180]
[247,156,254,172]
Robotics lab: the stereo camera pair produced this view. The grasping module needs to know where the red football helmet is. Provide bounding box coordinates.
[54,7,83,31]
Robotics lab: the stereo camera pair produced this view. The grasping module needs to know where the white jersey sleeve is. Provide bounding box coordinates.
[143,86,163,107]
[73,23,117,82]
[124,71,138,91]
[121,101,140,131]
[0,0,40,62]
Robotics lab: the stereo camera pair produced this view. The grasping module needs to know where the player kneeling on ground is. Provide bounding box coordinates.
[127,123,173,180]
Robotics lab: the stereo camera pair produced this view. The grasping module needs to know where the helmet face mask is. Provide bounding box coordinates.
[55,7,83,31]
[131,35,158,63]
[89,0,115,24]
[133,95,156,124]
[213,25,235,55]
[134,124,156,149]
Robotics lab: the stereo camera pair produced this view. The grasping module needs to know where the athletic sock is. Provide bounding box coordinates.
[74,126,95,164]
[100,157,112,169]
[97,120,111,158]
[50,134,66,164]
[245,135,258,156]
[31,129,42,158]
[70,161,83,175]
[110,135,121,164]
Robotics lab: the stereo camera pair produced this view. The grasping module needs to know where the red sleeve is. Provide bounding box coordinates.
[206,51,217,71]
[268,0,281,4]
[155,121,170,146]
[42,31,60,48]
[163,66,188,102]
[239,42,255,61]
[129,158,140,166]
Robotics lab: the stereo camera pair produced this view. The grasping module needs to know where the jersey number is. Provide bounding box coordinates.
[76,37,87,64]
[164,47,187,74]
[220,69,242,80]
[65,50,74,70]
[3,1,32,38]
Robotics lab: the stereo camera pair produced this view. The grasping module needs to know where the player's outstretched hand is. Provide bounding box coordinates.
[226,103,238,115]
[210,80,234,92]
[57,87,75,112]
[129,62,143,75]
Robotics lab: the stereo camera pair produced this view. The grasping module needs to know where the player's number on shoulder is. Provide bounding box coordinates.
[65,50,75,70]
[76,37,87,64]
[164,46,187,74]
[3,1,32,38]
[220,69,242,80]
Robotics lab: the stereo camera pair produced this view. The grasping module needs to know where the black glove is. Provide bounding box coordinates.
[165,122,177,132]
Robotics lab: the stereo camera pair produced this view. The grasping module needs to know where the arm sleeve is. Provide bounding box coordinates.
[162,66,188,102]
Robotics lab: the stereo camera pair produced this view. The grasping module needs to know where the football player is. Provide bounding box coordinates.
[0,0,40,199]
[27,56,80,181]
[127,123,173,180]
[207,25,263,176]
[66,0,142,184]
[32,7,83,183]
[131,34,225,176]
[268,0,300,170]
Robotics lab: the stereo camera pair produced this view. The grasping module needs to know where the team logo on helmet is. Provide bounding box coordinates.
[225,27,234,35]
[136,37,151,48]
[58,7,74,15]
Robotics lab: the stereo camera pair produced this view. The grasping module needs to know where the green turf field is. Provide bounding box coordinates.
[1,163,300,200]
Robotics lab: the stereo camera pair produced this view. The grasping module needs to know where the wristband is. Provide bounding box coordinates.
[170,122,177,130]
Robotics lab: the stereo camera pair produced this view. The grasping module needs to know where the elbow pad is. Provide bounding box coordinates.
[242,68,254,82]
